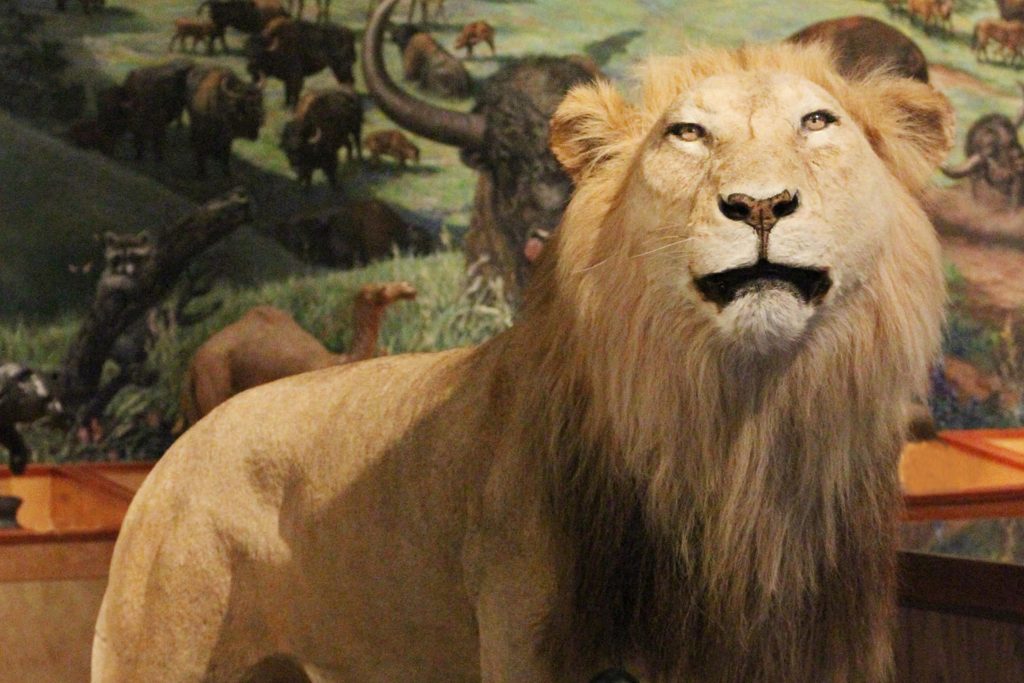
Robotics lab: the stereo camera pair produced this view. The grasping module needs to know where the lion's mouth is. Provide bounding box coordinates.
[694,260,832,308]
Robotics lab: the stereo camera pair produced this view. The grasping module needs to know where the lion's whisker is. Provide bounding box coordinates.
[629,238,692,259]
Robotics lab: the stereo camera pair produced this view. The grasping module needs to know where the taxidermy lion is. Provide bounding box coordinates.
[93,39,953,682]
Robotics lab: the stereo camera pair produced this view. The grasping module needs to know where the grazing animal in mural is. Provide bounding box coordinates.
[367,1,598,304]
[391,25,471,98]
[169,18,220,54]
[454,21,496,58]
[998,0,1024,22]
[280,87,363,187]
[907,0,954,34]
[273,199,434,267]
[787,15,930,82]
[942,85,1024,209]
[363,129,419,166]
[93,37,954,682]
[56,0,104,14]
[185,65,265,177]
[67,118,120,156]
[973,17,1024,65]
[288,0,331,22]
[178,281,417,425]
[0,364,63,476]
[196,0,290,52]
[246,17,357,107]
[119,59,195,162]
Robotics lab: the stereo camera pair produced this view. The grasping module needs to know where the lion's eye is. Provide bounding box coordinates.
[801,110,838,132]
[666,122,707,142]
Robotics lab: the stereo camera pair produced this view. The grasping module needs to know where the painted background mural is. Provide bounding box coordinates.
[2,0,1024,468]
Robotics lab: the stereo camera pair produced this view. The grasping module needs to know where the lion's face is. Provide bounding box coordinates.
[635,70,893,353]
[549,45,954,359]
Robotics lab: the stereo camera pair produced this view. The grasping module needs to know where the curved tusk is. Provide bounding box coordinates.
[307,127,323,144]
[941,153,986,179]
[362,0,485,149]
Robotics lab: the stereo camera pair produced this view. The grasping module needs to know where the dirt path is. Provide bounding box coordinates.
[941,235,1024,321]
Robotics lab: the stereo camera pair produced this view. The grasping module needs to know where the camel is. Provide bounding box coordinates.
[180,281,416,425]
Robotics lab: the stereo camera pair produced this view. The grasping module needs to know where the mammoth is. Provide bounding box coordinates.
[942,85,1024,209]
[364,0,599,304]
[0,363,64,475]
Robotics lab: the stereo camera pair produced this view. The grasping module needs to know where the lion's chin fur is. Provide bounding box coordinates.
[713,288,817,355]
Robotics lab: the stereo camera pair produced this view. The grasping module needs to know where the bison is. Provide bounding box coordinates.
[69,84,134,156]
[169,18,220,54]
[274,199,434,268]
[120,59,195,162]
[196,0,289,52]
[287,0,331,22]
[454,20,496,57]
[246,16,357,107]
[391,24,471,99]
[786,15,929,82]
[999,0,1024,22]
[364,129,420,166]
[366,0,599,303]
[974,17,1024,65]
[280,87,363,187]
[185,65,265,177]
[942,87,1024,209]
[907,0,954,34]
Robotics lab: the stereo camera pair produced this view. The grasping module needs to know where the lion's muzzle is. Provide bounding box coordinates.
[694,260,832,308]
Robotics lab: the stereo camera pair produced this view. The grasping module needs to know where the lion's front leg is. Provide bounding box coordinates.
[475,559,560,683]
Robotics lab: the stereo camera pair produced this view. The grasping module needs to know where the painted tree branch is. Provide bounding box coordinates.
[59,187,252,412]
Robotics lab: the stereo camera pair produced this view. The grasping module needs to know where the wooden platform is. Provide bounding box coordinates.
[902,434,1024,520]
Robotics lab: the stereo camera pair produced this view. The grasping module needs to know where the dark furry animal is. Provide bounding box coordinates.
[246,17,357,107]
[119,59,195,162]
[0,364,63,475]
[786,15,929,82]
[280,87,363,187]
[185,65,265,177]
[196,0,289,51]
[170,18,220,54]
[391,24,471,98]
[274,199,434,268]
[366,0,598,303]
[943,99,1024,208]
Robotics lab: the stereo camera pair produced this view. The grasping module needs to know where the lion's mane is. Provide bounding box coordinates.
[489,43,949,681]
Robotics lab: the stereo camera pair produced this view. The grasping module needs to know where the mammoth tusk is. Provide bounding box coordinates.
[255,73,267,90]
[267,37,280,53]
[362,0,485,149]
[307,127,323,144]
[941,153,986,179]
[1015,81,1024,129]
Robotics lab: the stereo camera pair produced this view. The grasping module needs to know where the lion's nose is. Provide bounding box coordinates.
[717,190,799,234]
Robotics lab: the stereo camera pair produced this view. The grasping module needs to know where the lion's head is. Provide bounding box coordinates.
[546,43,952,358]
[522,43,954,680]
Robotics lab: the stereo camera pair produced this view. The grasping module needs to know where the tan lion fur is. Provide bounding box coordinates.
[94,42,951,682]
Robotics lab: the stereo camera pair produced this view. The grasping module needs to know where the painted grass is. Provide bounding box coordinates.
[2,248,511,463]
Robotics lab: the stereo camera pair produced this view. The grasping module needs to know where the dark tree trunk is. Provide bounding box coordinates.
[58,188,252,415]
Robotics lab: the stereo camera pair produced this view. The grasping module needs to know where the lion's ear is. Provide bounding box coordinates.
[853,78,956,191]
[550,80,634,182]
